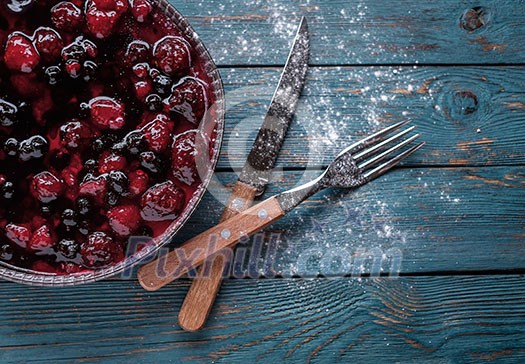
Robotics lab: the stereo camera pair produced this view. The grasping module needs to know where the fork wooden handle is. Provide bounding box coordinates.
[137,194,284,292]
[179,182,257,331]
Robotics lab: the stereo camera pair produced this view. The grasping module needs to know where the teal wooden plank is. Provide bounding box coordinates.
[170,0,525,66]
[0,277,524,363]
[135,166,525,278]
[215,66,525,169]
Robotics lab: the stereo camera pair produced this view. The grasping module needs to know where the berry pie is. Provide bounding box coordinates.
[0,0,222,275]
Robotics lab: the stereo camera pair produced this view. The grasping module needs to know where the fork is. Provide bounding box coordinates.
[137,121,424,291]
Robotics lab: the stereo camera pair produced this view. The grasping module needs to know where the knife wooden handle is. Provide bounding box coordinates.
[137,195,284,292]
[178,182,257,332]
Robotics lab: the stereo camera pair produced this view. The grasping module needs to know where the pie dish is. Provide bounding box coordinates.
[0,0,224,285]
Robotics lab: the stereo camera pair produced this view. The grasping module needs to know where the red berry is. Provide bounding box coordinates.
[79,174,108,203]
[60,262,85,274]
[134,80,152,102]
[98,151,127,174]
[107,204,141,237]
[132,63,150,79]
[80,231,121,267]
[165,77,208,125]
[60,120,91,149]
[130,0,152,22]
[5,223,32,249]
[128,169,149,197]
[83,39,98,58]
[51,2,83,32]
[171,130,201,186]
[140,181,185,221]
[89,97,126,130]
[85,0,128,39]
[152,36,191,76]
[141,113,174,152]
[65,59,82,78]
[3,32,40,73]
[32,27,64,63]
[31,171,64,203]
[125,41,151,66]
[28,225,55,252]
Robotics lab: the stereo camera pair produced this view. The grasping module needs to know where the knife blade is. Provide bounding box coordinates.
[137,17,310,331]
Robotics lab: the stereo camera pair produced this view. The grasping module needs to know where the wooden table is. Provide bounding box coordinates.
[1,1,524,362]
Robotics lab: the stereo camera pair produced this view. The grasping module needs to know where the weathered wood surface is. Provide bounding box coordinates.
[0,277,524,363]
[146,166,524,277]
[216,66,525,169]
[172,0,525,66]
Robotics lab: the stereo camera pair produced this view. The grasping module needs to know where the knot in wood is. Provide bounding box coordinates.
[452,91,479,115]
[460,7,490,32]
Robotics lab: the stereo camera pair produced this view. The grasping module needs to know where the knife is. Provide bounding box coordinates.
[137,17,310,331]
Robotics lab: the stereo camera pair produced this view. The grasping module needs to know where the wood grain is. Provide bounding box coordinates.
[171,0,525,66]
[138,197,285,291]
[216,66,525,169]
[153,166,525,277]
[0,277,524,363]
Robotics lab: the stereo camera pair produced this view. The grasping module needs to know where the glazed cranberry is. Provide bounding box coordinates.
[98,151,127,173]
[88,97,126,130]
[18,135,48,162]
[0,244,14,261]
[44,65,63,85]
[80,231,119,267]
[32,27,64,63]
[5,223,31,249]
[4,32,40,73]
[31,171,64,203]
[128,170,149,197]
[124,40,151,66]
[65,59,82,78]
[141,113,174,152]
[107,204,141,237]
[130,0,152,22]
[85,0,128,39]
[5,0,35,13]
[60,120,91,149]
[139,151,165,174]
[108,170,128,195]
[56,238,80,259]
[134,80,152,101]
[171,130,200,186]
[79,175,108,202]
[51,2,83,32]
[1,181,15,199]
[145,94,163,111]
[141,181,185,221]
[62,41,86,62]
[165,77,208,125]
[153,36,191,76]
[0,98,18,126]
[28,225,54,252]
[3,138,18,157]
[83,39,98,58]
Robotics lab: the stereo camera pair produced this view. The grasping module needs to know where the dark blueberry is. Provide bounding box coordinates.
[153,75,173,96]
[56,239,80,259]
[111,141,127,154]
[1,181,14,199]
[5,0,35,13]
[79,102,90,118]
[106,190,120,206]
[145,94,163,111]
[40,204,53,217]
[108,170,129,195]
[76,197,92,216]
[125,131,147,155]
[83,60,98,81]
[84,159,98,174]
[44,65,62,85]
[139,151,165,174]
[3,138,18,157]
[0,243,13,261]
[0,98,18,127]
[137,225,153,238]
[77,221,90,236]
[50,151,71,170]
[18,135,48,162]
[92,133,119,154]
[61,209,77,227]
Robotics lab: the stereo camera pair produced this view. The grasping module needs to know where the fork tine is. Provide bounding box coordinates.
[358,133,420,171]
[354,126,416,162]
[363,142,425,181]
[347,120,411,154]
